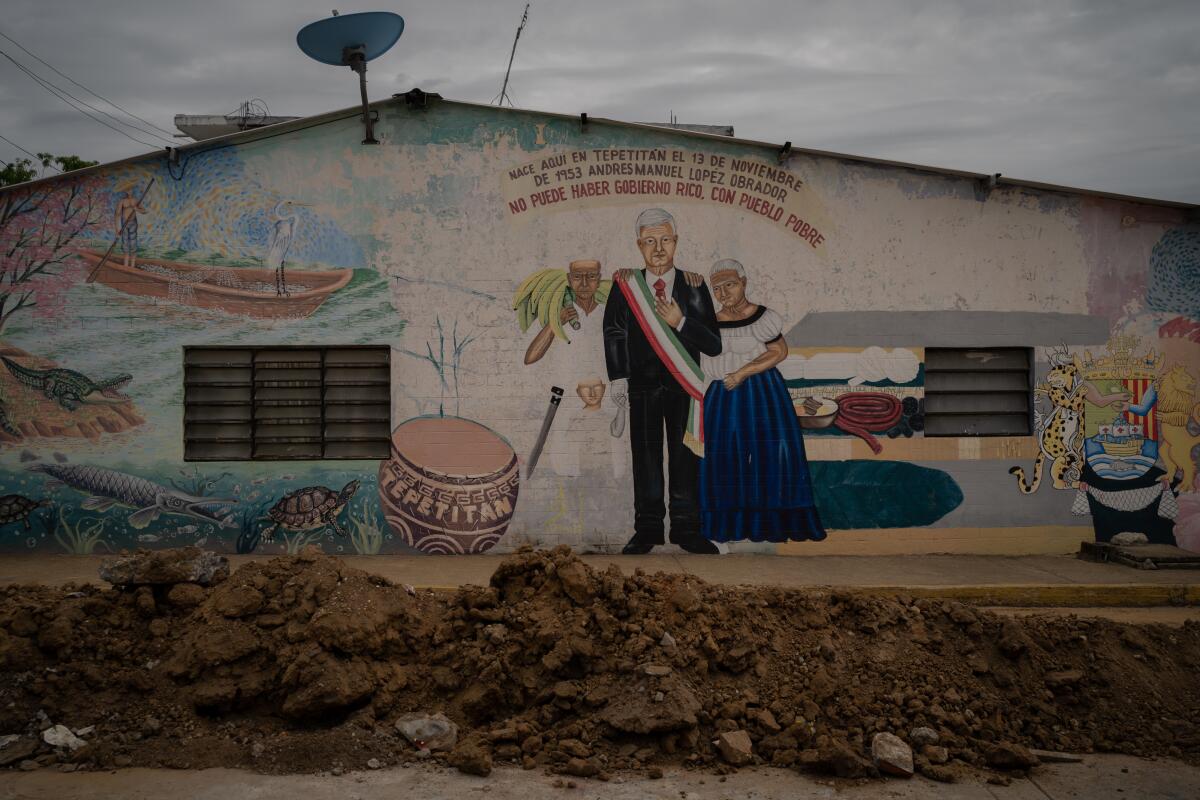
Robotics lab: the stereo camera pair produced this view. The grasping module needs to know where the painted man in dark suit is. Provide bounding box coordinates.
[604,208,722,554]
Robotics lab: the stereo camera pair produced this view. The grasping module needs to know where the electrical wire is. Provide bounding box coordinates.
[0,132,60,171]
[0,48,174,145]
[0,50,166,149]
[0,26,179,139]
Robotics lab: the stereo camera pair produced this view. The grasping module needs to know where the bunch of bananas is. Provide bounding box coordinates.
[513,268,611,343]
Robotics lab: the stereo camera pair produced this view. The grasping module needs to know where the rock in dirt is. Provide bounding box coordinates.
[0,736,37,767]
[555,560,593,605]
[1044,669,1084,689]
[806,739,875,778]
[41,724,86,751]
[597,675,701,733]
[922,745,950,765]
[909,726,939,747]
[280,655,376,719]
[166,583,207,608]
[395,712,458,752]
[563,757,599,777]
[986,742,1040,770]
[99,547,228,586]
[872,732,913,777]
[668,583,701,614]
[449,741,492,776]
[212,585,264,618]
[717,729,754,766]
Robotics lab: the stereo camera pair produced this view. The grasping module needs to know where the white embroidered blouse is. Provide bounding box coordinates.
[701,306,786,382]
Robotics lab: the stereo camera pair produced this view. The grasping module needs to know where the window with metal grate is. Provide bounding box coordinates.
[923,347,1033,437]
[183,346,391,460]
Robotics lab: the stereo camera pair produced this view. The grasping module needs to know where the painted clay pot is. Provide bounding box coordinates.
[378,416,519,554]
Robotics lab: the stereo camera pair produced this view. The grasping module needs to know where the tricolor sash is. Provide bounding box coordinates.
[616,270,707,457]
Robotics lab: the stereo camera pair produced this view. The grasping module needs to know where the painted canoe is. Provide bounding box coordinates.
[73,249,353,319]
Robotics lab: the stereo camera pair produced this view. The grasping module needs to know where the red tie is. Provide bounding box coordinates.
[654,278,667,301]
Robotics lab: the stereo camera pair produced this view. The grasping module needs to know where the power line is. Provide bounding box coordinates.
[0,48,175,145]
[0,132,60,171]
[0,49,166,149]
[0,26,178,138]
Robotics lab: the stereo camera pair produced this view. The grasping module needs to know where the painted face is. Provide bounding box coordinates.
[710,269,747,309]
[567,261,601,303]
[576,379,606,409]
[637,223,677,271]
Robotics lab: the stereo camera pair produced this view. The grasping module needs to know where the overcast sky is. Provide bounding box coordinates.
[2,0,1198,202]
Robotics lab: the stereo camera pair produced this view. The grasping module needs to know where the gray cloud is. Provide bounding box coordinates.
[1,0,1197,202]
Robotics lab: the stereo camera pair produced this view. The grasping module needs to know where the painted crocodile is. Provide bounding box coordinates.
[32,463,238,529]
[1,357,132,412]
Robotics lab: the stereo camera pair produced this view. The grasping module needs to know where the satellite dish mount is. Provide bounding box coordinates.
[342,45,377,144]
[297,11,405,145]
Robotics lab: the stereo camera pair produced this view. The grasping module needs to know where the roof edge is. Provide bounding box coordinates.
[2,92,1196,211]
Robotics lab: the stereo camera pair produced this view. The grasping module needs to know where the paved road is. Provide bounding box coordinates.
[2,755,1197,799]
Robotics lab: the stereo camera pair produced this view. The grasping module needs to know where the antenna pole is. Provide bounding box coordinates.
[495,3,530,106]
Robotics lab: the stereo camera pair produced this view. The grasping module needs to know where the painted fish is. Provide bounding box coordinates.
[30,463,238,529]
[53,452,68,463]
[19,450,37,462]
[174,524,199,535]
[251,477,269,486]
[137,534,161,542]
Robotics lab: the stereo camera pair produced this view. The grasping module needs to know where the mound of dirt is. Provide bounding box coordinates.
[1,546,1199,781]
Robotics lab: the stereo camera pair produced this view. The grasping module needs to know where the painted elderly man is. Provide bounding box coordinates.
[603,209,722,554]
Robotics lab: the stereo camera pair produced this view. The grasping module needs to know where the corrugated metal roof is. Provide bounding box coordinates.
[2,91,1196,211]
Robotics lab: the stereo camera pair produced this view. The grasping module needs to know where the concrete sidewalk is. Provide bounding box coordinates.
[2,552,1198,607]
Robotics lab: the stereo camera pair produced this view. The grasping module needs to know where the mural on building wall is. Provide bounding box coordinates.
[782,347,924,451]
[379,416,519,554]
[1010,347,1089,494]
[0,101,1194,556]
[698,258,825,545]
[0,136,401,555]
[1070,338,1179,544]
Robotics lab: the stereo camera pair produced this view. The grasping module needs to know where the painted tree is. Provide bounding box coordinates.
[0,176,105,333]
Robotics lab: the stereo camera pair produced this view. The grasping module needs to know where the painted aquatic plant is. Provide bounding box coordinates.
[403,316,478,417]
[50,508,110,555]
[346,497,383,555]
[281,529,324,555]
[235,506,266,554]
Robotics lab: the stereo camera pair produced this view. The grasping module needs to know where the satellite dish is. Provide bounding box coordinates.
[297,11,405,144]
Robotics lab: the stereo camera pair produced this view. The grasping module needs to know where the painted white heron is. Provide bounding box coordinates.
[265,199,307,296]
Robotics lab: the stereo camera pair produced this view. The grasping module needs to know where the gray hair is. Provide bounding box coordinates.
[635,208,676,237]
[710,259,746,279]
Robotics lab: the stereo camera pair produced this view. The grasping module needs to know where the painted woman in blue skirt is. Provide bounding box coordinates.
[699,259,826,543]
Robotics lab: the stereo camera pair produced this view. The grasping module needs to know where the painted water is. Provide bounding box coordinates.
[0,259,405,554]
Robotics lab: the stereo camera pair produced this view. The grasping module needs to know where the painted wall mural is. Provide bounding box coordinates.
[0,99,1195,555]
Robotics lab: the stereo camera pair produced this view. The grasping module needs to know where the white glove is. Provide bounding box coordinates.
[609,378,628,407]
